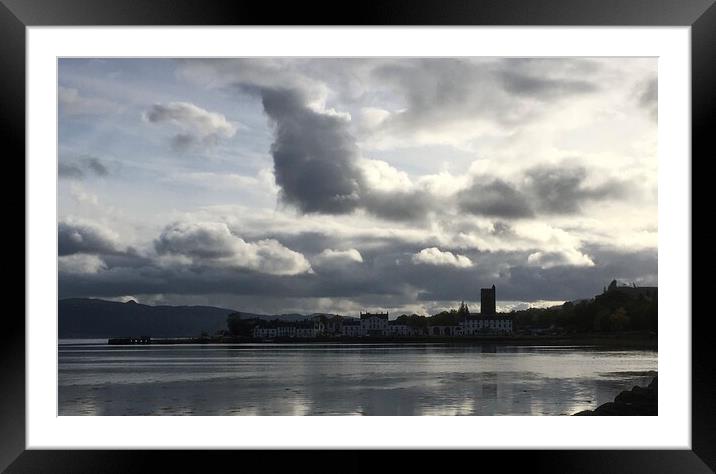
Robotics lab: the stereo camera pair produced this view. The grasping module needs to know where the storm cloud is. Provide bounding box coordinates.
[258,87,438,221]
[525,165,629,214]
[260,88,364,214]
[457,179,534,218]
[58,221,123,256]
[457,165,630,219]
[58,58,658,315]
[58,226,657,314]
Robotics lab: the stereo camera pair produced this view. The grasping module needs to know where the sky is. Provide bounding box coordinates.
[57,57,657,316]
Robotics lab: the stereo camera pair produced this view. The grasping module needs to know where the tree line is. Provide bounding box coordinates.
[509,290,657,333]
[224,290,657,336]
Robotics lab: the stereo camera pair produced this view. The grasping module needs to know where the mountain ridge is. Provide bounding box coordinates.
[58,298,345,338]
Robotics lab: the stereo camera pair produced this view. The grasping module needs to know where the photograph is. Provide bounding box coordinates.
[57,57,659,417]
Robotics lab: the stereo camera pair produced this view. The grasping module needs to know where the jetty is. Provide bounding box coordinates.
[108,336,151,345]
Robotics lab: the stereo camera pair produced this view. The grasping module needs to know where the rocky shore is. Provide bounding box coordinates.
[574,376,657,416]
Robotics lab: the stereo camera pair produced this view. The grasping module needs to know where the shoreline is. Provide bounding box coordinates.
[106,332,657,350]
[573,375,658,415]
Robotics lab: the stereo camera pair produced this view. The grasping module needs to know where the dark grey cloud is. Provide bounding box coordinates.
[525,165,628,214]
[526,166,589,214]
[256,87,435,221]
[362,190,434,221]
[499,246,657,302]
[58,156,109,180]
[58,228,656,313]
[58,58,657,315]
[458,165,629,219]
[178,58,603,139]
[499,69,596,97]
[182,59,607,222]
[260,88,364,214]
[457,179,534,218]
[373,58,600,130]
[58,221,121,256]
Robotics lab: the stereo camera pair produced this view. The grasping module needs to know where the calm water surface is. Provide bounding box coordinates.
[58,341,657,416]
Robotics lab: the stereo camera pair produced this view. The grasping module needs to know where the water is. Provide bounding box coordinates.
[58,341,657,416]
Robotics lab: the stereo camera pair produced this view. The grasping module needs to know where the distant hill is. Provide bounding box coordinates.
[58,298,341,338]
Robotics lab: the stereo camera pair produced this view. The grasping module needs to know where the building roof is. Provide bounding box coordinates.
[255,319,316,329]
[360,312,389,320]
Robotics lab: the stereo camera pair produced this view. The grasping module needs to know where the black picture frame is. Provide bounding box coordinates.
[4,0,713,472]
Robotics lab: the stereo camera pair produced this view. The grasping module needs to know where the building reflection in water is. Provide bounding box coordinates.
[58,343,657,416]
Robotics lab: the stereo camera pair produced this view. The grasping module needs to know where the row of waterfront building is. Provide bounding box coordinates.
[252,285,513,339]
[251,312,514,339]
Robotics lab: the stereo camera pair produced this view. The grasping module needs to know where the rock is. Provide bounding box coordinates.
[573,376,657,416]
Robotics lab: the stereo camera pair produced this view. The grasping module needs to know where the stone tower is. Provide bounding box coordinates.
[481,284,496,316]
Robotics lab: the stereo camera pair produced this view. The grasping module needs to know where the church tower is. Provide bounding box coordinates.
[480,284,496,316]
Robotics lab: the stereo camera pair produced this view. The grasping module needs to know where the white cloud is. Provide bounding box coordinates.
[58,254,107,274]
[144,101,239,150]
[155,221,311,276]
[357,107,391,130]
[57,58,658,314]
[314,248,364,266]
[412,247,473,268]
[527,249,594,268]
[58,219,124,256]
[358,158,414,193]
[68,183,99,206]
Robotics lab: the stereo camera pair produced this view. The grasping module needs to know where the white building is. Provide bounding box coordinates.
[387,323,411,336]
[276,325,296,338]
[295,321,318,338]
[253,326,278,339]
[253,320,318,339]
[360,312,389,336]
[428,325,460,337]
[311,315,326,335]
[459,316,513,335]
[252,310,512,339]
[324,316,344,336]
[340,319,362,337]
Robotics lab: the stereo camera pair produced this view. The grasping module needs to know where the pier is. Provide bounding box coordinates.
[108,336,151,345]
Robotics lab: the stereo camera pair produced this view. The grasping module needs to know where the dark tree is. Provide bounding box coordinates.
[226,312,256,337]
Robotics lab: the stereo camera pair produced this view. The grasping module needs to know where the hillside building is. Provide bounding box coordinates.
[605,279,658,300]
